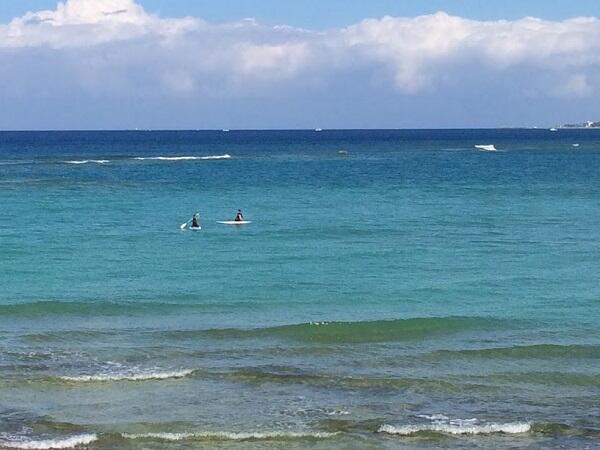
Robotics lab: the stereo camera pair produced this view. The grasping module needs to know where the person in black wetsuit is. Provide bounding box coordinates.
[191,213,200,228]
[234,209,244,222]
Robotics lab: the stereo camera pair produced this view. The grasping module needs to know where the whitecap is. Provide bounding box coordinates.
[379,419,531,436]
[59,369,195,382]
[474,144,498,152]
[0,434,97,449]
[122,431,338,441]
[133,154,231,161]
[416,414,450,421]
[64,160,109,164]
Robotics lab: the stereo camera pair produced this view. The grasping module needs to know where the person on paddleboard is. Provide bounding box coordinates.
[191,213,200,228]
[234,209,244,222]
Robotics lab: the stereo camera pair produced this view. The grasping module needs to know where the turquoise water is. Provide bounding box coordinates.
[0,130,599,449]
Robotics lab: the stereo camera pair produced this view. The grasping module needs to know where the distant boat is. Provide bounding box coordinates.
[337,149,348,155]
[549,128,558,132]
[314,128,323,132]
[222,129,230,132]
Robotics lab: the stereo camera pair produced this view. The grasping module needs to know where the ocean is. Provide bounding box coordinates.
[0,129,599,449]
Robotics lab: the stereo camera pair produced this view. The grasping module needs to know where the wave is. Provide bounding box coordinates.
[434,344,600,359]
[221,367,473,392]
[133,154,231,161]
[58,369,196,383]
[474,144,499,152]
[64,160,109,164]
[196,316,504,344]
[0,434,97,449]
[379,419,531,436]
[121,431,337,442]
[486,371,600,387]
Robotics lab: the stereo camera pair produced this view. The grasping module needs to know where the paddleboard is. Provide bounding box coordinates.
[189,226,202,231]
[217,221,252,225]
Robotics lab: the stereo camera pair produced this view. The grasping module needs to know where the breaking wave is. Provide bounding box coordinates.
[64,160,109,164]
[58,369,196,383]
[133,154,231,161]
[379,417,531,436]
[0,434,97,449]
[474,144,498,152]
[121,430,337,442]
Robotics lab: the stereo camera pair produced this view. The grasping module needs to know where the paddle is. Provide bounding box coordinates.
[181,212,200,229]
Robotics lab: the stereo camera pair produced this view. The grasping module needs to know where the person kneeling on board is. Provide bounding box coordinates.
[234,209,244,222]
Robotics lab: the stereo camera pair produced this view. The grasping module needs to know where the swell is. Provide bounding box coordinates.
[170,316,504,344]
[433,344,600,359]
[218,367,484,393]
[13,315,504,343]
[484,371,600,387]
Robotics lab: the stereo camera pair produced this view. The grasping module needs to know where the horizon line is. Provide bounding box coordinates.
[0,127,572,132]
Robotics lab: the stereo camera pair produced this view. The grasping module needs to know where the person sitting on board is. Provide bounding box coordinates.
[234,209,244,222]
[191,213,200,228]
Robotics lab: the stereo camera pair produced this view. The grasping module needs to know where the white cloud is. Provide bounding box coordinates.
[237,42,311,78]
[339,12,600,93]
[1,0,600,99]
[1,0,197,48]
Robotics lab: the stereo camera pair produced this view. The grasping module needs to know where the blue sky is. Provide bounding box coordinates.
[1,0,600,129]
[4,0,600,26]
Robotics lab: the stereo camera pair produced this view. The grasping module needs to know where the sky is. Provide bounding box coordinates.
[1,0,600,129]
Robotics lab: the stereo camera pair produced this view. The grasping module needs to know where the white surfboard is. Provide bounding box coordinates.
[217,221,252,225]
[189,226,202,231]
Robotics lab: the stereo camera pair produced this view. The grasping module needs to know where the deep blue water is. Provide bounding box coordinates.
[0,130,599,449]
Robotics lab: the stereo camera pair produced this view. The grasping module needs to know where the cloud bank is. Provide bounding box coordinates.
[1,0,600,128]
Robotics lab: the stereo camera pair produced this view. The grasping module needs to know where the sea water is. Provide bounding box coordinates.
[0,129,599,449]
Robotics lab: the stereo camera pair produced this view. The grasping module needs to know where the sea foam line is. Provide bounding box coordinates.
[378,420,531,436]
[59,369,195,382]
[133,154,231,161]
[121,431,338,441]
[0,434,97,449]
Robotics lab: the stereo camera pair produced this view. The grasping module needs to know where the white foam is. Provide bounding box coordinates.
[122,431,337,441]
[0,434,97,449]
[134,154,231,161]
[416,414,449,421]
[474,144,498,152]
[379,420,531,436]
[64,160,109,164]
[59,369,195,382]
